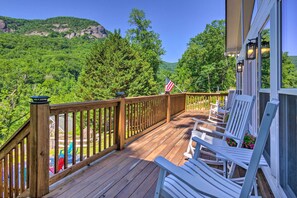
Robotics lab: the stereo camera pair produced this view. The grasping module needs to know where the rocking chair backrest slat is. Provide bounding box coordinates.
[225,90,236,110]
[225,95,255,145]
[240,100,279,198]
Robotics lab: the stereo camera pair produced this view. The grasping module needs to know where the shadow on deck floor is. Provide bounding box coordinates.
[44,112,273,198]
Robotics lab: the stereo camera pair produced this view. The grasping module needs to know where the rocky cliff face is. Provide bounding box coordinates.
[65,25,107,39]
[0,16,108,39]
[0,19,10,32]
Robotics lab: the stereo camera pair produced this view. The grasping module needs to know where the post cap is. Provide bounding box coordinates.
[116,92,125,98]
[30,96,50,104]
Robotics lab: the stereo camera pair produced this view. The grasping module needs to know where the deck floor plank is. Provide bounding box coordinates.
[44,112,274,198]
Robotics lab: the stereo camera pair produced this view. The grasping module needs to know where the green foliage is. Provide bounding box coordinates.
[173,20,236,92]
[282,53,297,88]
[0,33,99,145]
[156,61,177,93]
[289,56,297,67]
[126,9,165,79]
[78,31,158,100]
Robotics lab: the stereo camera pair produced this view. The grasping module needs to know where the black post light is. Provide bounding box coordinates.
[237,60,244,73]
[246,38,258,60]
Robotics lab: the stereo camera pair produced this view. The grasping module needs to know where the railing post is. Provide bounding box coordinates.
[116,92,126,150]
[166,93,171,123]
[29,96,50,197]
[184,93,187,111]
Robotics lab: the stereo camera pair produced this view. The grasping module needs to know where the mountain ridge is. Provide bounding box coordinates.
[0,16,108,39]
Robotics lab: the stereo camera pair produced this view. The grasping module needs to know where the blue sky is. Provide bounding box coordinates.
[0,0,225,62]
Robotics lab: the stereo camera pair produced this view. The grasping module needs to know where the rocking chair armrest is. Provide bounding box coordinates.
[205,130,241,141]
[154,156,222,197]
[192,137,248,170]
[192,118,226,130]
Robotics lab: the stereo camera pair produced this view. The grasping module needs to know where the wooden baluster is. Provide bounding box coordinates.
[109,107,112,147]
[93,109,96,155]
[54,115,59,173]
[148,101,150,127]
[104,108,107,149]
[4,155,8,198]
[87,110,90,158]
[136,103,139,134]
[9,151,13,197]
[26,136,29,188]
[80,111,83,161]
[113,106,117,145]
[141,102,144,131]
[154,99,156,123]
[64,113,68,169]
[15,145,19,196]
[0,159,2,197]
[145,101,148,129]
[98,109,102,152]
[72,112,76,165]
[133,103,136,135]
[127,104,130,139]
[20,140,25,192]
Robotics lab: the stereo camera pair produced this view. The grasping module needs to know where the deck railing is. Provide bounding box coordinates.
[186,92,227,111]
[0,92,227,197]
[0,121,30,197]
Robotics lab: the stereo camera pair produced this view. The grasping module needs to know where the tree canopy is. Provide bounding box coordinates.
[173,20,236,92]
[78,31,158,100]
[126,9,165,79]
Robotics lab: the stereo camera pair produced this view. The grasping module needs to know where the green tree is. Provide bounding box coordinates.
[282,52,297,88]
[126,9,165,79]
[78,31,157,100]
[173,20,236,92]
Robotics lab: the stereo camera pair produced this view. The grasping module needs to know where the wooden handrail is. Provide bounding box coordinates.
[185,92,228,96]
[0,120,30,157]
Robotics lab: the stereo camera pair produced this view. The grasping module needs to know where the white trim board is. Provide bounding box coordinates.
[278,89,297,96]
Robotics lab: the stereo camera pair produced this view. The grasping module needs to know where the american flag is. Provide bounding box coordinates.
[165,78,175,92]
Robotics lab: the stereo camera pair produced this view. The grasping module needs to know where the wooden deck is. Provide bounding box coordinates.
[44,112,274,198]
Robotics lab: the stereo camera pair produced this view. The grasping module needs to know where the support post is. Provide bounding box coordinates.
[29,96,50,197]
[166,93,171,123]
[116,92,126,150]
[184,93,187,111]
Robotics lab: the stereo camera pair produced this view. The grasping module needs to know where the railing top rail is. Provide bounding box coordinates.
[49,98,120,114]
[125,94,166,103]
[170,93,186,97]
[0,119,30,158]
[186,92,228,96]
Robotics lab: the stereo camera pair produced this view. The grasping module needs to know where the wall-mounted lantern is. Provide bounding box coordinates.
[246,38,258,60]
[237,60,244,73]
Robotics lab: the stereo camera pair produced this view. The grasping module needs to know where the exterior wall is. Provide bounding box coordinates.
[238,0,297,197]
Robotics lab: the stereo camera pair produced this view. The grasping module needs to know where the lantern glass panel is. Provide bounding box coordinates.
[246,42,256,60]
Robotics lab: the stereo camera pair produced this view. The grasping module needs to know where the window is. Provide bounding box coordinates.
[281,0,297,88]
[259,20,270,89]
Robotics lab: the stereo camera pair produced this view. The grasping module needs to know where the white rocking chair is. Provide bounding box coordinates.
[208,89,236,124]
[154,100,279,198]
[184,94,255,177]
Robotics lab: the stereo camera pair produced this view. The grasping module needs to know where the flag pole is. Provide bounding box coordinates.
[174,84,183,93]
[163,74,183,93]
